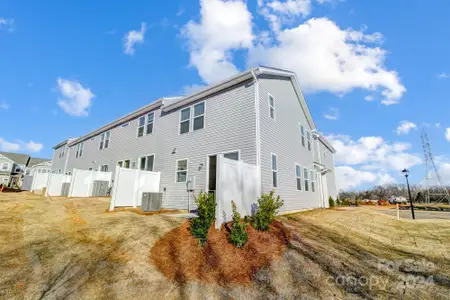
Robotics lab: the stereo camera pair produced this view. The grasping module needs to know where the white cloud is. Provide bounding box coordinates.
[364,95,375,102]
[182,0,254,84]
[435,123,441,128]
[57,78,95,117]
[324,107,339,120]
[183,84,206,95]
[267,0,312,18]
[124,22,147,55]
[336,166,377,190]
[0,17,14,32]
[446,128,450,142]
[437,72,449,79]
[396,120,417,135]
[327,134,422,171]
[249,18,406,105]
[0,138,43,153]
[0,138,20,152]
[0,101,8,110]
[378,173,396,185]
[25,141,44,153]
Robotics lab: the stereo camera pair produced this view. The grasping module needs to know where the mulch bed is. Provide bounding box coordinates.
[105,207,180,216]
[150,220,291,285]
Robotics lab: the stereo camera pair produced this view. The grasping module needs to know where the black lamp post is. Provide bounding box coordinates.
[402,169,415,220]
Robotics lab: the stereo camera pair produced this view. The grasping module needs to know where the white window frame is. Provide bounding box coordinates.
[100,130,111,149]
[175,158,188,183]
[295,164,302,191]
[271,153,278,188]
[137,115,146,137]
[300,125,305,147]
[76,142,83,158]
[100,164,109,172]
[117,159,131,169]
[1,162,8,171]
[268,93,275,120]
[146,112,155,135]
[179,101,206,134]
[79,142,84,157]
[138,154,155,171]
[310,169,316,192]
[304,167,309,192]
[307,130,311,151]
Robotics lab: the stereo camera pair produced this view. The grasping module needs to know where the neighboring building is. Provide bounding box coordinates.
[52,66,338,212]
[0,152,31,187]
[25,158,52,176]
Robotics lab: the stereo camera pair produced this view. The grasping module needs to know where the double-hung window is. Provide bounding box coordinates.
[300,125,305,147]
[138,116,146,137]
[176,159,188,182]
[310,170,315,192]
[59,146,65,158]
[99,131,111,150]
[304,167,309,191]
[139,154,155,171]
[295,164,302,190]
[307,130,311,151]
[1,163,8,171]
[100,165,109,172]
[146,112,154,135]
[193,102,205,131]
[268,94,275,119]
[180,107,190,134]
[271,153,278,188]
[76,142,84,158]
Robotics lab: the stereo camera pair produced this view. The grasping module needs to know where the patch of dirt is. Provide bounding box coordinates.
[150,220,291,285]
[105,207,180,216]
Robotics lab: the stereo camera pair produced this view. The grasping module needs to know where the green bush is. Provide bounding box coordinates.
[190,192,216,245]
[336,198,341,206]
[252,191,284,231]
[229,201,248,248]
[329,196,335,208]
[355,198,361,207]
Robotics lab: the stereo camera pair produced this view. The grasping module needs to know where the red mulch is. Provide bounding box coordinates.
[150,220,291,285]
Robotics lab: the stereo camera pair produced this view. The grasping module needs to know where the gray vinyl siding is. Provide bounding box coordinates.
[258,76,321,212]
[64,81,256,209]
[320,141,338,199]
[51,145,67,173]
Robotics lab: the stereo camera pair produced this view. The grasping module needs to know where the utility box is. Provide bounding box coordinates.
[141,192,163,212]
[186,175,196,192]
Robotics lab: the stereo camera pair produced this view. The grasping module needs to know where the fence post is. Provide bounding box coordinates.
[68,169,76,197]
[215,154,223,229]
[110,167,121,211]
[133,168,141,208]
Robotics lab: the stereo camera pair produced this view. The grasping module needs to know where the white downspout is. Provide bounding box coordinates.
[251,70,261,167]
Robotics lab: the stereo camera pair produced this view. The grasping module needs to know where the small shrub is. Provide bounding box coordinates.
[252,191,284,231]
[286,215,297,221]
[329,196,335,208]
[336,199,341,206]
[190,192,216,245]
[355,199,361,207]
[229,201,248,248]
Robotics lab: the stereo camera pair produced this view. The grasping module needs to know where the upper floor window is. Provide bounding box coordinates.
[99,131,111,150]
[271,153,278,188]
[138,116,145,137]
[180,101,205,134]
[268,94,275,119]
[1,162,8,170]
[139,154,155,171]
[59,146,65,158]
[300,125,305,147]
[176,159,188,182]
[76,142,84,158]
[137,112,155,137]
[307,130,311,151]
[295,164,302,190]
[146,112,154,134]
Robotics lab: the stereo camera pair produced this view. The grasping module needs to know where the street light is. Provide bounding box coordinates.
[402,169,415,220]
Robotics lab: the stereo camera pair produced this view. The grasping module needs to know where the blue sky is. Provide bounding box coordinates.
[1,0,449,190]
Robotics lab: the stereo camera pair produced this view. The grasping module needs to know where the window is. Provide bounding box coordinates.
[193,102,205,131]
[121,122,129,128]
[300,125,305,147]
[146,112,154,135]
[124,160,130,168]
[117,161,123,168]
[59,146,65,158]
[304,168,309,191]
[268,94,275,119]
[139,154,155,171]
[271,153,278,188]
[224,151,239,161]
[310,170,315,192]
[176,159,188,182]
[295,164,302,190]
[25,169,30,175]
[307,130,311,151]
[137,116,146,137]
[1,162,8,170]
[180,107,190,134]
[76,143,83,158]
[80,142,84,157]
[100,165,108,172]
[100,131,111,150]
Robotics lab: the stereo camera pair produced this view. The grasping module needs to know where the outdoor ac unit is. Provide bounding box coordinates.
[141,192,163,212]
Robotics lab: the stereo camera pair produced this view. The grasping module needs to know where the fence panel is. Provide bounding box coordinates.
[47,174,72,196]
[32,173,49,192]
[21,175,33,191]
[215,154,261,229]
[68,169,112,197]
[110,168,161,209]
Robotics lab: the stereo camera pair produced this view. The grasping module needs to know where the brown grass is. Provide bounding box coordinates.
[150,220,290,285]
[104,207,180,216]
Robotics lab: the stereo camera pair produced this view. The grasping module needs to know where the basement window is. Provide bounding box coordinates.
[295,164,302,191]
[271,153,278,188]
[176,159,188,182]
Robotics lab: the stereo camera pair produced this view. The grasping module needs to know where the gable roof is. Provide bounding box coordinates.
[28,157,52,167]
[0,152,30,165]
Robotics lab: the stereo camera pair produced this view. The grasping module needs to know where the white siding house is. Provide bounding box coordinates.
[52,66,338,211]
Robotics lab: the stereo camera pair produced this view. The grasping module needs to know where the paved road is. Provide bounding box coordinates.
[379,209,450,220]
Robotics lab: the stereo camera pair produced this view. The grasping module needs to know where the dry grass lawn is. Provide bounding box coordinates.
[1,192,449,299]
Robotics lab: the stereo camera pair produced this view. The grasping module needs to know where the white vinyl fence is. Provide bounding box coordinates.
[21,173,49,192]
[215,154,261,229]
[110,167,161,210]
[46,169,112,197]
